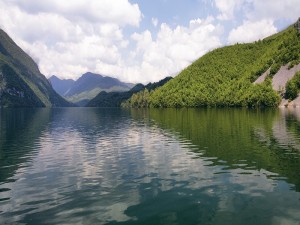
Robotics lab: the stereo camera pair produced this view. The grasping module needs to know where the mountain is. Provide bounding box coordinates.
[0,29,72,107]
[132,23,300,108]
[50,72,134,106]
[86,76,172,107]
[49,75,75,96]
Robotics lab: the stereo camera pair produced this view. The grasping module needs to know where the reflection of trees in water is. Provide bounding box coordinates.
[138,108,300,191]
[0,108,50,182]
[1,108,300,225]
[104,108,300,225]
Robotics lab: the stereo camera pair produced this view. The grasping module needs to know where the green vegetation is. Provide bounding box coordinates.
[122,89,151,108]
[0,64,44,107]
[131,108,300,191]
[66,88,104,105]
[87,77,172,107]
[125,24,300,108]
[285,71,300,100]
[66,86,131,106]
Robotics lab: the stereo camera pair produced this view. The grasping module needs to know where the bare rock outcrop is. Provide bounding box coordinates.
[253,63,300,107]
[272,64,300,91]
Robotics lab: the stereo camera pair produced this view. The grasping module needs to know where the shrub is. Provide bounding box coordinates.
[285,72,300,100]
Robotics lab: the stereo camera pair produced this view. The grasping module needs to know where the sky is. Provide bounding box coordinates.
[0,0,299,84]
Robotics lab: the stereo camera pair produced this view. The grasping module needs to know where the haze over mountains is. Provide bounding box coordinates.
[48,76,74,96]
[49,72,134,106]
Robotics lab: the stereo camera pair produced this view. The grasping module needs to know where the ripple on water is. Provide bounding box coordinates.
[0,108,300,225]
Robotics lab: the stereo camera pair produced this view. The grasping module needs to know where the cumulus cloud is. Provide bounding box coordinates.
[228,19,277,44]
[215,0,300,22]
[6,0,142,27]
[127,17,222,83]
[90,17,223,84]
[246,0,300,22]
[215,0,243,20]
[217,0,300,44]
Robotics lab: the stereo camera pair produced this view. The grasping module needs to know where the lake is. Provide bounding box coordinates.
[0,108,300,225]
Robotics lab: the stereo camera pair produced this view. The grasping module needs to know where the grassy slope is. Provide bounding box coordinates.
[148,25,300,108]
[0,29,72,107]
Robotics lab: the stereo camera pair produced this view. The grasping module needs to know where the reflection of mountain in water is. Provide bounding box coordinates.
[138,108,300,191]
[0,108,50,182]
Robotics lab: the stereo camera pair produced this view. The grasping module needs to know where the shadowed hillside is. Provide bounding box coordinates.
[0,29,72,107]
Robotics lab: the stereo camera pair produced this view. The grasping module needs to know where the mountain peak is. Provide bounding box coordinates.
[82,72,103,79]
[49,75,59,81]
[49,72,135,106]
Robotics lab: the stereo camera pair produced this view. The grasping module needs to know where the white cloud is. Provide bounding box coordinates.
[246,0,300,22]
[215,0,300,22]
[220,0,300,44]
[0,0,141,81]
[228,19,277,44]
[6,0,142,27]
[152,18,158,27]
[126,17,222,83]
[215,0,242,20]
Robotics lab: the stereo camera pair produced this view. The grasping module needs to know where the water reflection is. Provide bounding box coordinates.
[0,108,50,183]
[0,108,299,225]
[139,108,300,191]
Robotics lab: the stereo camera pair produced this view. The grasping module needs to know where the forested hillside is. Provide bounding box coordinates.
[126,24,300,108]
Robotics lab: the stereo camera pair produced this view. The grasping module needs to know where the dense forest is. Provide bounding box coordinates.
[124,24,300,108]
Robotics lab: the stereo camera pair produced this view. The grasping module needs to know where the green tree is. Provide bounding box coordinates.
[285,72,300,100]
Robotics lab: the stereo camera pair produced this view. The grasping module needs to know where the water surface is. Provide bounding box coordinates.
[0,108,300,225]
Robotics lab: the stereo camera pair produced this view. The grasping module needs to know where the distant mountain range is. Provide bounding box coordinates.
[0,29,72,107]
[49,72,134,106]
[86,76,172,107]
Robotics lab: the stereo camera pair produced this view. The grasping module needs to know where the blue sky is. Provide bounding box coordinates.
[0,0,299,83]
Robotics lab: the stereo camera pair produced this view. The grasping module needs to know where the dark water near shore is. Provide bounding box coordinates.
[0,108,300,225]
